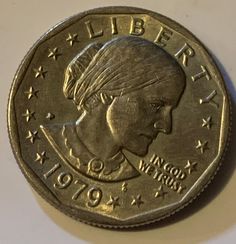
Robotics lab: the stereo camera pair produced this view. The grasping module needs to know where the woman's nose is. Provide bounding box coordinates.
[154,108,172,134]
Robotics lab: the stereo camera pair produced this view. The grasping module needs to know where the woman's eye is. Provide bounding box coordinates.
[149,103,163,112]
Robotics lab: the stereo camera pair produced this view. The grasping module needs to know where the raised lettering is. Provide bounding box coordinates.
[130,17,145,36]
[139,160,150,172]
[85,21,103,39]
[146,165,155,175]
[53,172,73,189]
[72,180,88,200]
[150,154,165,167]
[176,170,187,180]
[191,65,211,81]
[171,181,180,191]
[177,185,186,194]
[154,26,173,47]
[199,90,219,108]
[175,43,195,67]
[111,17,118,35]
[43,163,61,179]
[153,169,162,179]
[87,187,102,207]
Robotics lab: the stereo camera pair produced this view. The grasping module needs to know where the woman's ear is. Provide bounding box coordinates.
[100,92,113,105]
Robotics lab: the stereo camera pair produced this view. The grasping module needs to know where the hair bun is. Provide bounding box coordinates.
[63,42,103,100]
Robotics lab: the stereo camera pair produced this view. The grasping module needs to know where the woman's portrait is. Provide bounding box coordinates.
[41,36,186,182]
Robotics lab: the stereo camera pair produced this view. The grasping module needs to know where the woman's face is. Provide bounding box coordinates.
[106,77,185,156]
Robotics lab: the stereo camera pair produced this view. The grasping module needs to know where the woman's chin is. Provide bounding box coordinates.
[127,143,150,157]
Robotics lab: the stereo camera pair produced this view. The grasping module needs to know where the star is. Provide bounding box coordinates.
[24,86,38,100]
[196,140,209,154]
[22,109,35,122]
[106,196,120,209]
[131,194,144,208]
[184,160,198,174]
[202,116,212,129]
[121,182,128,192]
[48,47,61,60]
[35,151,48,164]
[154,185,168,199]
[26,130,39,143]
[66,33,79,46]
[34,66,47,79]
[46,112,55,120]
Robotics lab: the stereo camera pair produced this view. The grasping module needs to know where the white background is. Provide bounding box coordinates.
[1,0,236,243]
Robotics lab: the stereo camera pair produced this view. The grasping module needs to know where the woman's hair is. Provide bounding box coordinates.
[63,36,185,110]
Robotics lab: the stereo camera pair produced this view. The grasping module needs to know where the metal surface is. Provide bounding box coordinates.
[7,6,231,228]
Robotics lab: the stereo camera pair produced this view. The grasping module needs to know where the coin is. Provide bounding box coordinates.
[7,6,231,228]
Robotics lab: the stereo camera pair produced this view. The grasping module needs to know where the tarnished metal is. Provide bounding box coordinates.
[8,6,231,228]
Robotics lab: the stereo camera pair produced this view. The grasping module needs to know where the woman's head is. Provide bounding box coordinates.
[63,36,186,156]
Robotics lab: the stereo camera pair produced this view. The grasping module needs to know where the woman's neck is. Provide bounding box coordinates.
[75,108,120,161]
